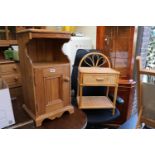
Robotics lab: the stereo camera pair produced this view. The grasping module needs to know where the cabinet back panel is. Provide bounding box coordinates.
[27,39,69,63]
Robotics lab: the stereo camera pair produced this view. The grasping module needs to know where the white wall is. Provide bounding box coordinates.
[46,26,97,48]
[76,26,96,48]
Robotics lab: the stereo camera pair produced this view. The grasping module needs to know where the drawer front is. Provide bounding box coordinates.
[0,63,20,75]
[1,74,22,88]
[83,74,119,85]
[43,65,69,77]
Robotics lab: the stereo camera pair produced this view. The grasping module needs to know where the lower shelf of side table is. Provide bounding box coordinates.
[77,96,115,109]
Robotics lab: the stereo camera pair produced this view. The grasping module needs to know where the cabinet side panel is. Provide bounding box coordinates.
[18,35,36,114]
[34,69,46,115]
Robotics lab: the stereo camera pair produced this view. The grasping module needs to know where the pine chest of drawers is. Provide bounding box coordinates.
[0,60,22,99]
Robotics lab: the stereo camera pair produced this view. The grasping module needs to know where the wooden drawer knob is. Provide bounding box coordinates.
[14,77,19,81]
[96,78,104,81]
[63,77,70,82]
[13,67,17,71]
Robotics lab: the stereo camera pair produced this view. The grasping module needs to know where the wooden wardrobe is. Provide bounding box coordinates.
[96,26,136,124]
[17,29,74,126]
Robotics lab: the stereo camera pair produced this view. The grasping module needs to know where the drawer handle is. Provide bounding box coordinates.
[14,77,19,81]
[13,67,17,71]
[63,77,70,82]
[96,78,104,81]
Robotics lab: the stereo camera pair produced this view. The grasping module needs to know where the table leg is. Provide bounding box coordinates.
[106,86,109,97]
[79,73,83,108]
[113,86,118,115]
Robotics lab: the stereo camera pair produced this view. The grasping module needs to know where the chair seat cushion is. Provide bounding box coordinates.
[83,108,120,124]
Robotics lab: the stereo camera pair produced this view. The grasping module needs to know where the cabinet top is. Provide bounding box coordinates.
[17,29,71,40]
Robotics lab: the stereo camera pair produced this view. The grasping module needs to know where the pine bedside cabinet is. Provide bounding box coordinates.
[17,29,74,127]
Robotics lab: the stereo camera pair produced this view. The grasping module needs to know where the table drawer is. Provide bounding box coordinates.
[0,63,20,75]
[1,74,22,88]
[83,74,119,85]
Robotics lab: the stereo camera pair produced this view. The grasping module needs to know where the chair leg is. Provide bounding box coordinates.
[136,108,143,128]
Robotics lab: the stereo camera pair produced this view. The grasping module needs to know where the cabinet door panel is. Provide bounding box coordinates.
[34,64,70,115]
[44,75,63,112]
[97,26,135,79]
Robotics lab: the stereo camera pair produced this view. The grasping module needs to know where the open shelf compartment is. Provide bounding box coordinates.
[77,96,115,109]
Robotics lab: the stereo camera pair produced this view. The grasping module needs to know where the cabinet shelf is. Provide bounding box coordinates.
[0,40,17,47]
[0,59,15,64]
[77,96,114,109]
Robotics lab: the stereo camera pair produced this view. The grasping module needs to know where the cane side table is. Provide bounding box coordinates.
[77,67,120,115]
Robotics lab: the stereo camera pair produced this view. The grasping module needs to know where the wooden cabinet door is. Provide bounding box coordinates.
[34,64,70,115]
[97,26,135,80]
[44,74,64,113]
